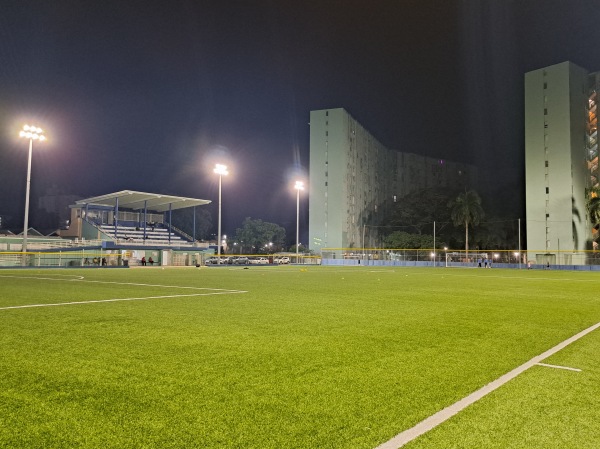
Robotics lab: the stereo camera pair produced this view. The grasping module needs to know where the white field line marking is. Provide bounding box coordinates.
[536,362,582,372]
[0,274,238,292]
[68,279,239,291]
[374,320,600,449]
[0,274,85,281]
[0,290,247,311]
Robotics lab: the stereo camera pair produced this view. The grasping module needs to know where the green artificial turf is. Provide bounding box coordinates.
[0,266,599,448]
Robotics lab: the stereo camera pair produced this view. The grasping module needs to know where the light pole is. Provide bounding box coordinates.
[214,164,228,261]
[294,181,304,264]
[19,125,46,253]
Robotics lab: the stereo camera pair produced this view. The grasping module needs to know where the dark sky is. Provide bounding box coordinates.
[2,0,600,240]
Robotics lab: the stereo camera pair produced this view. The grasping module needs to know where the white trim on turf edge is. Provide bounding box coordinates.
[374,320,600,449]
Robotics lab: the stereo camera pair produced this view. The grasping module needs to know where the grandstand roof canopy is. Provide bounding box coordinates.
[75,190,211,212]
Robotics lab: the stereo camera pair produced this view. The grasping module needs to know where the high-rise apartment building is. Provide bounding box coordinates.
[525,61,598,264]
[308,108,476,253]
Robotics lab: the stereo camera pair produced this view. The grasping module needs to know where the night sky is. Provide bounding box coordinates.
[2,1,600,241]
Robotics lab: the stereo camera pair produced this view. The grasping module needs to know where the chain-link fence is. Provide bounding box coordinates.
[320,248,600,269]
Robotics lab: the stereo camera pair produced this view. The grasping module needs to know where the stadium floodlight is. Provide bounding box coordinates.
[294,181,305,263]
[19,124,46,254]
[214,164,228,260]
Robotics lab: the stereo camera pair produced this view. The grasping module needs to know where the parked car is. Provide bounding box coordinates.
[250,257,269,265]
[205,257,220,265]
[234,257,249,265]
[275,256,290,264]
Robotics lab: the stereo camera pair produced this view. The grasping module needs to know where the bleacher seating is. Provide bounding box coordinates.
[99,224,188,245]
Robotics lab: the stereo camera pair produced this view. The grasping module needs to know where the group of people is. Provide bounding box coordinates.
[140,256,154,266]
[477,257,491,268]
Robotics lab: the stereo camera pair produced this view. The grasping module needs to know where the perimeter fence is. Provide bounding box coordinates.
[0,250,128,268]
[320,248,600,269]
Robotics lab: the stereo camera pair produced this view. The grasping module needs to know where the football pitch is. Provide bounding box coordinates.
[1,265,599,448]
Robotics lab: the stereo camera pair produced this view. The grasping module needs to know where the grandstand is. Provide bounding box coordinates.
[61,190,209,244]
[0,190,214,268]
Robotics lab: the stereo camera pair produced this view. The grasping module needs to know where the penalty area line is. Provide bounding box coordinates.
[374,320,600,449]
[536,362,581,372]
[0,290,247,311]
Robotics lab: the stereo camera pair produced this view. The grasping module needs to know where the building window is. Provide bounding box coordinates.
[546,213,550,218]
[544,82,547,89]
[325,131,328,136]
[325,111,329,116]
[545,161,549,167]
[546,187,549,194]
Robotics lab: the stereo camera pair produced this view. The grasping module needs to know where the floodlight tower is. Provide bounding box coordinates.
[19,125,46,253]
[214,164,228,260]
[294,180,304,263]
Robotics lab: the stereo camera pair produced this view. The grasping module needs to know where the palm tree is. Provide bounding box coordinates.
[587,187,600,224]
[448,190,484,259]
[586,187,600,246]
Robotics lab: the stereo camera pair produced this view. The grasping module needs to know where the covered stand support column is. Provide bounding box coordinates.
[113,197,119,238]
[193,206,196,244]
[143,200,148,241]
[168,203,172,244]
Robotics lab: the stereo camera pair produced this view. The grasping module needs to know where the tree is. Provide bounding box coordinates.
[587,187,600,225]
[383,231,435,249]
[448,190,484,256]
[586,187,600,247]
[288,243,308,253]
[389,188,453,235]
[234,218,286,254]
[170,207,212,241]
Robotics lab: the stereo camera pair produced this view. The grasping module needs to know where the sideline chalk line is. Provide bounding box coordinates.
[0,290,247,311]
[0,274,241,291]
[375,320,600,448]
[0,274,247,310]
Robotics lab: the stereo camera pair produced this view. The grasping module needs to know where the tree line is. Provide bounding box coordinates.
[383,188,520,252]
[171,187,523,253]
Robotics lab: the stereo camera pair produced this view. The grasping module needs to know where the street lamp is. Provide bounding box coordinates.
[214,164,228,260]
[294,181,304,264]
[19,125,46,253]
